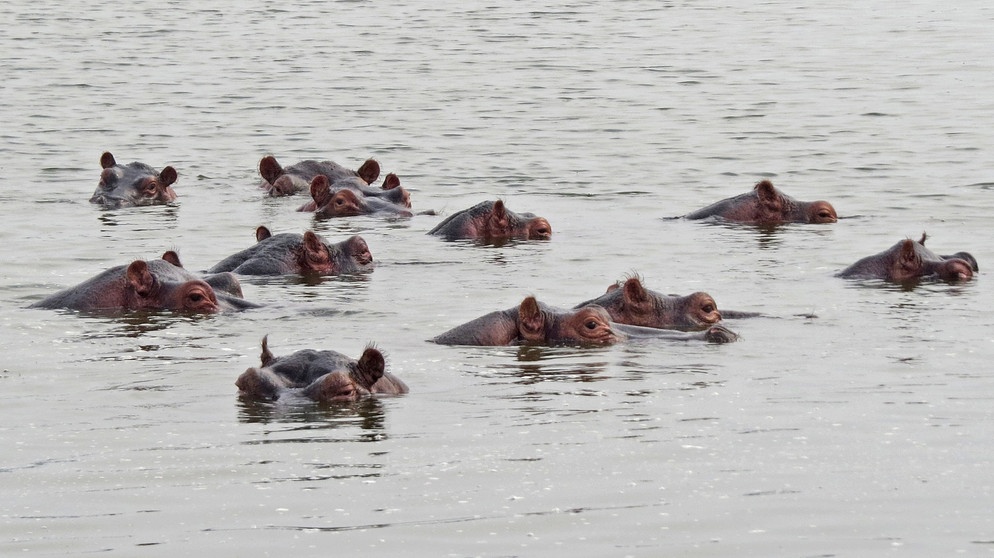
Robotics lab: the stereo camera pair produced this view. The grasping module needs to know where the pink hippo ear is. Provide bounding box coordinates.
[605,282,621,294]
[161,251,183,267]
[897,239,922,276]
[309,175,332,206]
[754,180,778,201]
[255,226,272,242]
[259,155,284,185]
[381,173,401,190]
[918,232,928,246]
[260,335,275,367]
[159,166,178,187]
[491,200,507,220]
[353,346,386,390]
[100,151,117,169]
[126,260,156,297]
[518,296,545,340]
[301,231,332,272]
[356,159,381,185]
[622,276,650,306]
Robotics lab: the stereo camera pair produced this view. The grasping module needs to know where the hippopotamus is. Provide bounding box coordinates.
[428,200,552,242]
[30,252,258,313]
[235,336,409,403]
[90,152,178,209]
[683,180,837,225]
[207,226,373,276]
[259,155,379,195]
[431,296,737,346]
[297,176,414,218]
[574,276,757,330]
[836,233,977,283]
[258,155,411,207]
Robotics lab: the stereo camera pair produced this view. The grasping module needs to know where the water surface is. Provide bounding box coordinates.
[2,1,994,556]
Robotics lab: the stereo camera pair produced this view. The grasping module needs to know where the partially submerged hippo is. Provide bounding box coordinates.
[236,336,409,403]
[258,155,380,196]
[683,180,837,225]
[836,233,977,283]
[297,176,414,218]
[431,296,737,346]
[207,226,373,276]
[30,252,258,313]
[259,155,412,207]
[428,200,552,242]
[574,276,756,330]
[90,152,178,209]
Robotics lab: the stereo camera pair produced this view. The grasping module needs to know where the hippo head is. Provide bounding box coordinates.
[893,235,974,283]
[309,176,365,217]
[754,180,837,224]
[484,201,552,241]
[517,296,619,346]
[91,152,178,209]
[124,260,221,313]
[381,173,412,208]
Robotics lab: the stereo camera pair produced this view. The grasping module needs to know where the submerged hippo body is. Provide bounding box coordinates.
[836,233,977,283]
[90,152,178,209]
[207,226,373,276]
[428,200,552,242]
[30,252,257,313]
[297,176,414,218]
[431,296,737,346]
[258,155,380,196]
[236,336,408,403]
[683,180,837,225]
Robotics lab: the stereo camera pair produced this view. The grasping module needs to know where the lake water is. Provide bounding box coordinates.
[3,1,994,556]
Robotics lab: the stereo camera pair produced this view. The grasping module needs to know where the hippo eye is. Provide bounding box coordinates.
[188,293,204,303]
[702,304,715,313]
[585,319,600,330]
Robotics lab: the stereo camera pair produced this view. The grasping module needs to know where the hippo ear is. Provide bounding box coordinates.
[518,296,545,337]
[260,335,275,367]
[356,159,381,185]
[309,175,332,206]
[255,226,272,242]
[491,200,507,220]
[754,180,778,201]
[259,155,284,185]
[899,239,919,266]
[918,232,928,245]
[100,152,117,169]
[353,346,386,390]
[381,172,401,190]
[302,230,328,258]
[622,276,649,305]
[126,260,155,297]
[159,166,178,187]
[605,282,621,294]
[161,251,183,267]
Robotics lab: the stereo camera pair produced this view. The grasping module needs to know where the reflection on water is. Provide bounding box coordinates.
[237,392,387,435]
[97,204,179,230]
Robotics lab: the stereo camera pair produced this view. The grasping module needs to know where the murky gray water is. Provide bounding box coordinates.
[3,1,994,555]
